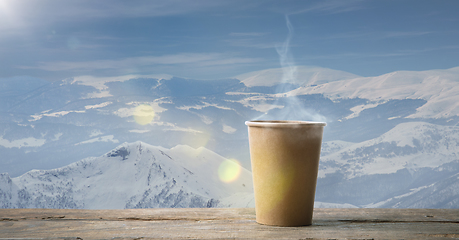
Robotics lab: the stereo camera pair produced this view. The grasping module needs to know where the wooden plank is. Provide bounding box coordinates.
[0,208,458,239]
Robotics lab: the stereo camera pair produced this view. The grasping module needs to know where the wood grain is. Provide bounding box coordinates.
[1,208,458,239]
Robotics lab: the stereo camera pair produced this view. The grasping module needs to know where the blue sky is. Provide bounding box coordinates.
[1,0,458,81]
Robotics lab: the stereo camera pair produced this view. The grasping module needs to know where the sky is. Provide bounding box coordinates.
[1,0,458,81]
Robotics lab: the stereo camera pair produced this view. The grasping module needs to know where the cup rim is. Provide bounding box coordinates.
[245,120,326,127]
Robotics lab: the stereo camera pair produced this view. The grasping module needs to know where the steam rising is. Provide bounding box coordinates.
[277,16,297,89]
[256,16,327,122]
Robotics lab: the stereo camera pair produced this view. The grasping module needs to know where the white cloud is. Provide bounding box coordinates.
[229,32,268,37]
[74,135,119,146]
[19,53,262,72]
[226,31,277,49]
[0,136,46,148]
[225,39,278,49]
[318,31,433,41]
[222,124,237,134]
[29,110,85,122]
[73,74,172,91]
[299,45,459,61]
[84,102,112,110]
[289,0,365,15]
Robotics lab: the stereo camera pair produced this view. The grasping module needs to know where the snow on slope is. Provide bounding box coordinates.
[320,122,459,179]
[0,142,253,209]
[72,74,172,91]
[290,67,459,118]
[365,167,459,209]
[165,145,253,197]
[235,66,459,119]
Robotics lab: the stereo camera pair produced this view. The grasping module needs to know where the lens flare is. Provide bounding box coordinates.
[181,130,211,149]
[257,164,296,213]
[0,1,19,27]
[218,159,242,183]
[133,104,155,125]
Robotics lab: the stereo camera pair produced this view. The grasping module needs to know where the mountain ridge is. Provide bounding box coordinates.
[0,141,253,209]
[1,65,458,208]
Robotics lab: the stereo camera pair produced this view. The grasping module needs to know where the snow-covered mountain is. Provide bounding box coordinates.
[365,170,459,209]
[287,67,459,119]
[316,122,459,208]
[1,65,458,208]
[321,122,459,179]
[0,141,253,209]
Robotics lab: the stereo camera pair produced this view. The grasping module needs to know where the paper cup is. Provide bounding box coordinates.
[245,120,326,227]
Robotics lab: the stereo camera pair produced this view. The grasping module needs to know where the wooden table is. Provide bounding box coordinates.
[1,208,458,239]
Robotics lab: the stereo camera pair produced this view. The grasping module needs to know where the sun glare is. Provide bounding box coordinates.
[218,159,242,183]
[133,104,155,125]
[181,130,211,149]
[0,1,14,22]
[0,0,25,29]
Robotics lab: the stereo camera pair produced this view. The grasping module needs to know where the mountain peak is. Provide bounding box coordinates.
[1,142,253,209]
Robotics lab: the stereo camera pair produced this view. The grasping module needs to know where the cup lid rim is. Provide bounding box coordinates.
[245,120,326,127]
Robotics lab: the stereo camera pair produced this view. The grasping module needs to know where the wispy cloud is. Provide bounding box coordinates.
[289,0,366,15]
[229,32,268,37]
[384,31,432,38]
[62,0,227,18]
[225,39,278,49]
[302,45,459,60]
[372,45,459,57]
[226,32,277,49]
[317,30,434,41]
[18,53,262,72]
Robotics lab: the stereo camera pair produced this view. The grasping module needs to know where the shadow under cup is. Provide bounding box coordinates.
[245,120,326,227]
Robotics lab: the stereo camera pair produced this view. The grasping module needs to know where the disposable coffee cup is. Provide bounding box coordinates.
[245,120,326,227]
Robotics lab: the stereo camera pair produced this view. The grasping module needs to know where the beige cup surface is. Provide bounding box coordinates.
[246,120,325,227]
